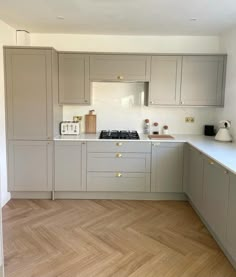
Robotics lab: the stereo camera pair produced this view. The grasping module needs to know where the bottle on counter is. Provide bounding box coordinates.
[163,125,169,135]
[153,122,159,135]
[144,119,150,134]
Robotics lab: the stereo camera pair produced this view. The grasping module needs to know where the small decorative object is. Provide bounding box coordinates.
[153,122,159,135]
[144,119,150,134]
[163,125,169,135]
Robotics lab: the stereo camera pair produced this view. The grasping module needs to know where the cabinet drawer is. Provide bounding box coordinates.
[87,172,150,192]
[87,153,150,172]
[90,55,151,81]
[87,141,151,153]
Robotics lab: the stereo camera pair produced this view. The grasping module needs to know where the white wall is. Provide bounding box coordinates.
[31,33,220,53]
[31,33,221,135]
[0,20,16,206]
[217,28,236,140]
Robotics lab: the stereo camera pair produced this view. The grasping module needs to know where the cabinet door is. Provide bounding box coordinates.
[90,55,151,81]
[226,174,236,262]
[8,141,53,191]
[59,54,90,105]
[203,159,229,245]
[151,143,184,192]
[181,56,225,106]
[187,146,204,213]
[55,142,86,191]
[5,48,53,140]
[149,56,182,105]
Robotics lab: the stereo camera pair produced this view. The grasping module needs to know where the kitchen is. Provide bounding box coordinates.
[1,0,236,276]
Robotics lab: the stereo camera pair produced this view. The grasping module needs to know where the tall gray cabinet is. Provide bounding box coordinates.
[4,47,62,192]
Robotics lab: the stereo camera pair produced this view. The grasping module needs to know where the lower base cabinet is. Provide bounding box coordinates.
[8,140,53,191]
[151,142,184,192]
[187,146,204,214]
[203,159,229,246]
[226,174,236,262]
[54,141,86,191]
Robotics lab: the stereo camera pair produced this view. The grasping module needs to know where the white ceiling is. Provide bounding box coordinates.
[0,0,236,35]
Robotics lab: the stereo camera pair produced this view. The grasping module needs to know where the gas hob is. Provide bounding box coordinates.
[99,130,140,140]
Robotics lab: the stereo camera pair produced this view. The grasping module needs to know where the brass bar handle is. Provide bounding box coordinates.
[116,173,122,177]
[116,153,122,158]
[116,142,123,146]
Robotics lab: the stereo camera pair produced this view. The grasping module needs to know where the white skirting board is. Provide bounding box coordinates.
[188,197,236,271]
[11,191,187,201]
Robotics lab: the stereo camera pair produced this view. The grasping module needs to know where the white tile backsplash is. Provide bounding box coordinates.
[63,82,217,134]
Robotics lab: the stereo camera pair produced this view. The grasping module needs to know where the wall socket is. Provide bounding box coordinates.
[73,116,83,122]
[185,117,195,123]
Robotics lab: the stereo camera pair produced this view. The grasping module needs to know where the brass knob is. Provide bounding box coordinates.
[116,142,123,146]
[209,161,214,165]
[117,75,124,80]
[116,173,122,177]
[116,153,122,158]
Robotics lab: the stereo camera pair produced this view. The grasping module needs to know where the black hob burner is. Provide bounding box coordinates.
[99,130,140,140]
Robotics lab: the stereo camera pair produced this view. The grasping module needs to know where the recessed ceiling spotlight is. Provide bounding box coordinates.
[190,18,197,21]
[57,16,65,20]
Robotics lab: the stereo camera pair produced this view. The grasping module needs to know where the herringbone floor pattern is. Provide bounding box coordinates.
[2,200,236,277]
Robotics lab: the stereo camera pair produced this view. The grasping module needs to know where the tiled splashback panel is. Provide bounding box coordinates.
[63,82,217,134]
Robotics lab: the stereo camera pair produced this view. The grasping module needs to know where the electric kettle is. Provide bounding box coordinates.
[215,120,232,142]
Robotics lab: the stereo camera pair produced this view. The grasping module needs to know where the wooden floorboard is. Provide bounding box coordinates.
[2,200,236,277]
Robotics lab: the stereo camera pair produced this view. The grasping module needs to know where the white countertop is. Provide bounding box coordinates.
[54,133,236,175]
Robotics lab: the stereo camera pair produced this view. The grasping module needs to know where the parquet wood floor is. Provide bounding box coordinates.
[2,200,236,277]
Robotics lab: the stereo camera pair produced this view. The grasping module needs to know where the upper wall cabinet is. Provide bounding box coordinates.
[59,54,90,105]
[5,47,62,140]
[90,55,151,82]
[149,56,182,105]
[181,55,226,106]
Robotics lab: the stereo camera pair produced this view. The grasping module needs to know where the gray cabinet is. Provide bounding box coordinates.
[149,56,182,105]
[54,141,86,191]
[203,158,229,245]
[181,56,226,106]
[8,140,53,191]
[90,54,151,81]
[4,47,61,140]
[151,143,184,192]
[59,54,90,105]
[226,174,236,263]
[87,141,151,192]
[187,146,204,213]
